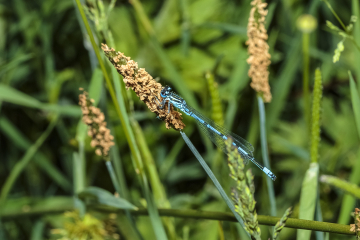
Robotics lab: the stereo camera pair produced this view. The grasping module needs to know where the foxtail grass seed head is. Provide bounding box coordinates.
[79,89,114,160]
[273,207,292,240]
[246,0,272,103]
[296,14,318,33]
[101,44,185,130]
[225,138,261,240]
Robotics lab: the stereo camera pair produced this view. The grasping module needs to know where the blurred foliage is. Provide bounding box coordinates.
[1,0,360,239]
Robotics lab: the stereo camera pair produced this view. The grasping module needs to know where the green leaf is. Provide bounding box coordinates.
[0,53,33,77]
[1,197,74,218]
[297,163,319,240]
[88,67,103,105]
[0,84,81,117]
[349,71,360,139]
[0,83,43,108]
[78,187,138,210]
[30,220,45,240]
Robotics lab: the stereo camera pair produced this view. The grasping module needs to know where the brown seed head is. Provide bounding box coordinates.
[101,43,185,130]
[79,89,115,159]
[246,0,272,103]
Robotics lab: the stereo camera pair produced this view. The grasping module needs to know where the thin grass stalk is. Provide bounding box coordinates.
[257,95,276,217]
[130,120,169,205]
[1,197,357,236]
[73,142,85,194]
[218,221,225,240]
[131,209,355,236]
[266,0,318,131]
[179,0,190,56]
[105,161,122,196]
[180,131,251,239]
[110,145,129,200]
[315,189,324,240]
[338,72,360,224]
[131,119,177,240]
[108,146,143,240]
[111,68,168,239]
[302,32,311,133]
[352,0,360,93]
[75,3,167,237]
[79,89,146,239]
[74,0,144,172]
[323,0,347,30]
[320,175,360,199]
[129,0,199,110]
[0,115,58,205]
[0,117,71,191]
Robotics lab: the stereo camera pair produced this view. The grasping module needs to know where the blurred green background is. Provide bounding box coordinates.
[1,0,360,239]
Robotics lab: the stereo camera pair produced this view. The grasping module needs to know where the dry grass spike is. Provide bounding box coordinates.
[101,43,185,130]
[79,89,115,159]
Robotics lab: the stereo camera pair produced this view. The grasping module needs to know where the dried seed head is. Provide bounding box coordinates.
[101,43,185,130]
[79,89,115,160]
[246,0,272,103]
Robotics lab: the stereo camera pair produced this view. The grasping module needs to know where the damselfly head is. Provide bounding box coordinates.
[161,86,172,98]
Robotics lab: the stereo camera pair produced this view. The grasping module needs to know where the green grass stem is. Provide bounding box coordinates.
[297,162,319,240]
[320,175,360,198]
[131,119,177,240]
[352,0,360,93]
[75,1,168,238]
[302,32,311,134]
[257,96,276,217]
[1,197,356,236]
[180,131,250,239]
[323,0,347,31]
[338,150,360,224]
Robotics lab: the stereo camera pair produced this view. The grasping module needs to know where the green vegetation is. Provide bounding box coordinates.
[1,0,360,239]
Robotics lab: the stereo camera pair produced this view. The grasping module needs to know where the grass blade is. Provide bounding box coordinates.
[112,66,168,240]
[337,72,360,223]
[352,0,360,93]
[78,186,138,210]
[297,162,319,240]
[0,115,58,205]
[0,117,71,191]
[338,149,360,224]
[180,130,250,239]
[349,71,360,139]
[257,96,276,217]
[0,84,42,108]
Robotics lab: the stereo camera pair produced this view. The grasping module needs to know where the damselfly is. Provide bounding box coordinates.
[155,86,276,181]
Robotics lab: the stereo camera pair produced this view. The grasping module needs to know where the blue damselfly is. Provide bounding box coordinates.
[155,86,276,181]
